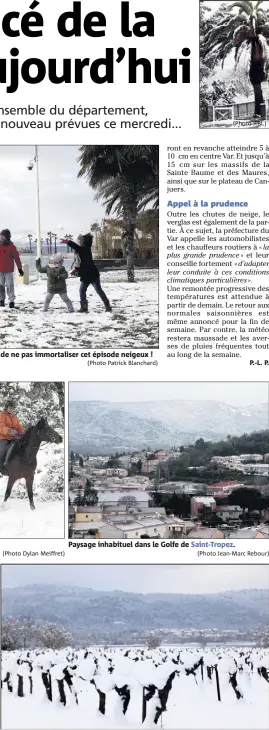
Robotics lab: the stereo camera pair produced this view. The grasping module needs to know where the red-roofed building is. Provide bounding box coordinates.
[207,481,242,498]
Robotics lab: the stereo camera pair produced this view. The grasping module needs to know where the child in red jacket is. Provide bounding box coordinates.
[0,229,24,309]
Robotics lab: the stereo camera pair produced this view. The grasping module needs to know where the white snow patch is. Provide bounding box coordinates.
[2,646,268,729]
[0,495,64,538]
[0,270,158,349]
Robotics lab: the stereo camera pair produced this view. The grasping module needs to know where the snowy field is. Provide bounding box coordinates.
[0,270,158,349]
[2,646,268,730]
[0,497,64,539]
[0,443,64,539]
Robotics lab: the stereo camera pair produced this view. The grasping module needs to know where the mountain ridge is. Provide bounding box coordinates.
[3,584,268,642]
[69,399,268,454]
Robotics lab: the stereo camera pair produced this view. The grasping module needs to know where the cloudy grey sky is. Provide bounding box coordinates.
[0,146,105,242]
[69,382,268,406]
[2,565,268,594]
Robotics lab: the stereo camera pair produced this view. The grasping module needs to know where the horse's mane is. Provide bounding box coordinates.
[9,425,33,458]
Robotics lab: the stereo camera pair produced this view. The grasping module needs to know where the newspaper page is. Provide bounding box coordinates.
[0,1,268,729]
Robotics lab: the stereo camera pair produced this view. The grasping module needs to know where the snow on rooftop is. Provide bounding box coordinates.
[218,505,242,512]
[135,519,165,527]
[111,521,147,531]
[212,481,240,487]
[188,528,223,538]
[98,491,150,503]
[73,522,105,531]
[192,496,216,505]
[228,525,269,538]
[76,506,101,512]
[142,507,166,514]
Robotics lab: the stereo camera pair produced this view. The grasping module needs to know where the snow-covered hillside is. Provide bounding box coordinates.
[69,398,268,454]
[2,646,268,729]
[117,400,268,434]
[69,401,174,454]
[3,585,267,641]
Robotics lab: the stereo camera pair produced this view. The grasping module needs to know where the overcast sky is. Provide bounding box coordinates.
[2,565,268,594]
[0,146,105,242]
[69,382,268,406]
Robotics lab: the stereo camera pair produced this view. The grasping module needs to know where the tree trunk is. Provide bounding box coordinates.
[126,248,135,282]
[121,191,138,283]
[215,666,221,702]
[122,216,135,282]
[252,82,265,117]
[55,382,65,419]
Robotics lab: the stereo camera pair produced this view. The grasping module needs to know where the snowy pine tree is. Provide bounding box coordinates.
[0,382,64,430]
[83,480,98,506]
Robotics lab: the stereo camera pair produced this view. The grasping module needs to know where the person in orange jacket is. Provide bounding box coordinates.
[0,229,24,308]
[0,399,24,472]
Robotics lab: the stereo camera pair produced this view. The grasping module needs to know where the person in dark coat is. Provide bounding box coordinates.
[67,233,112,313]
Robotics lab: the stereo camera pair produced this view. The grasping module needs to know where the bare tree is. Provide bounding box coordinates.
[118,496,138,510]
[145,634,160,649]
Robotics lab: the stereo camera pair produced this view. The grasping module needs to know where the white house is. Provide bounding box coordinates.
[161,516,185,537]
[216,505,243,521]
[98,515,185,539]
[244,464,269,474]
[99,519,167,539]
[155,451,170,460]
[118,455,132,468]
[105,468,128,477]
[71,521,106,537]
[142,460,160,473]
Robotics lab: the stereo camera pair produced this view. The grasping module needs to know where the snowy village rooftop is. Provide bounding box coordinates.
[98,491,150,503]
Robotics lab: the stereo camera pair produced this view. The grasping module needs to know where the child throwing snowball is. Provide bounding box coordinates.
[36,253,74,313]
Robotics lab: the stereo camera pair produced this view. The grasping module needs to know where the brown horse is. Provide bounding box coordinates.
[1,417,62,510]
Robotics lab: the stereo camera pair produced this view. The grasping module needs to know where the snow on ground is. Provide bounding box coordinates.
[0,496,64,538]
[0,443,64,538]
[0,270,158,349]
[2,646,268,729]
